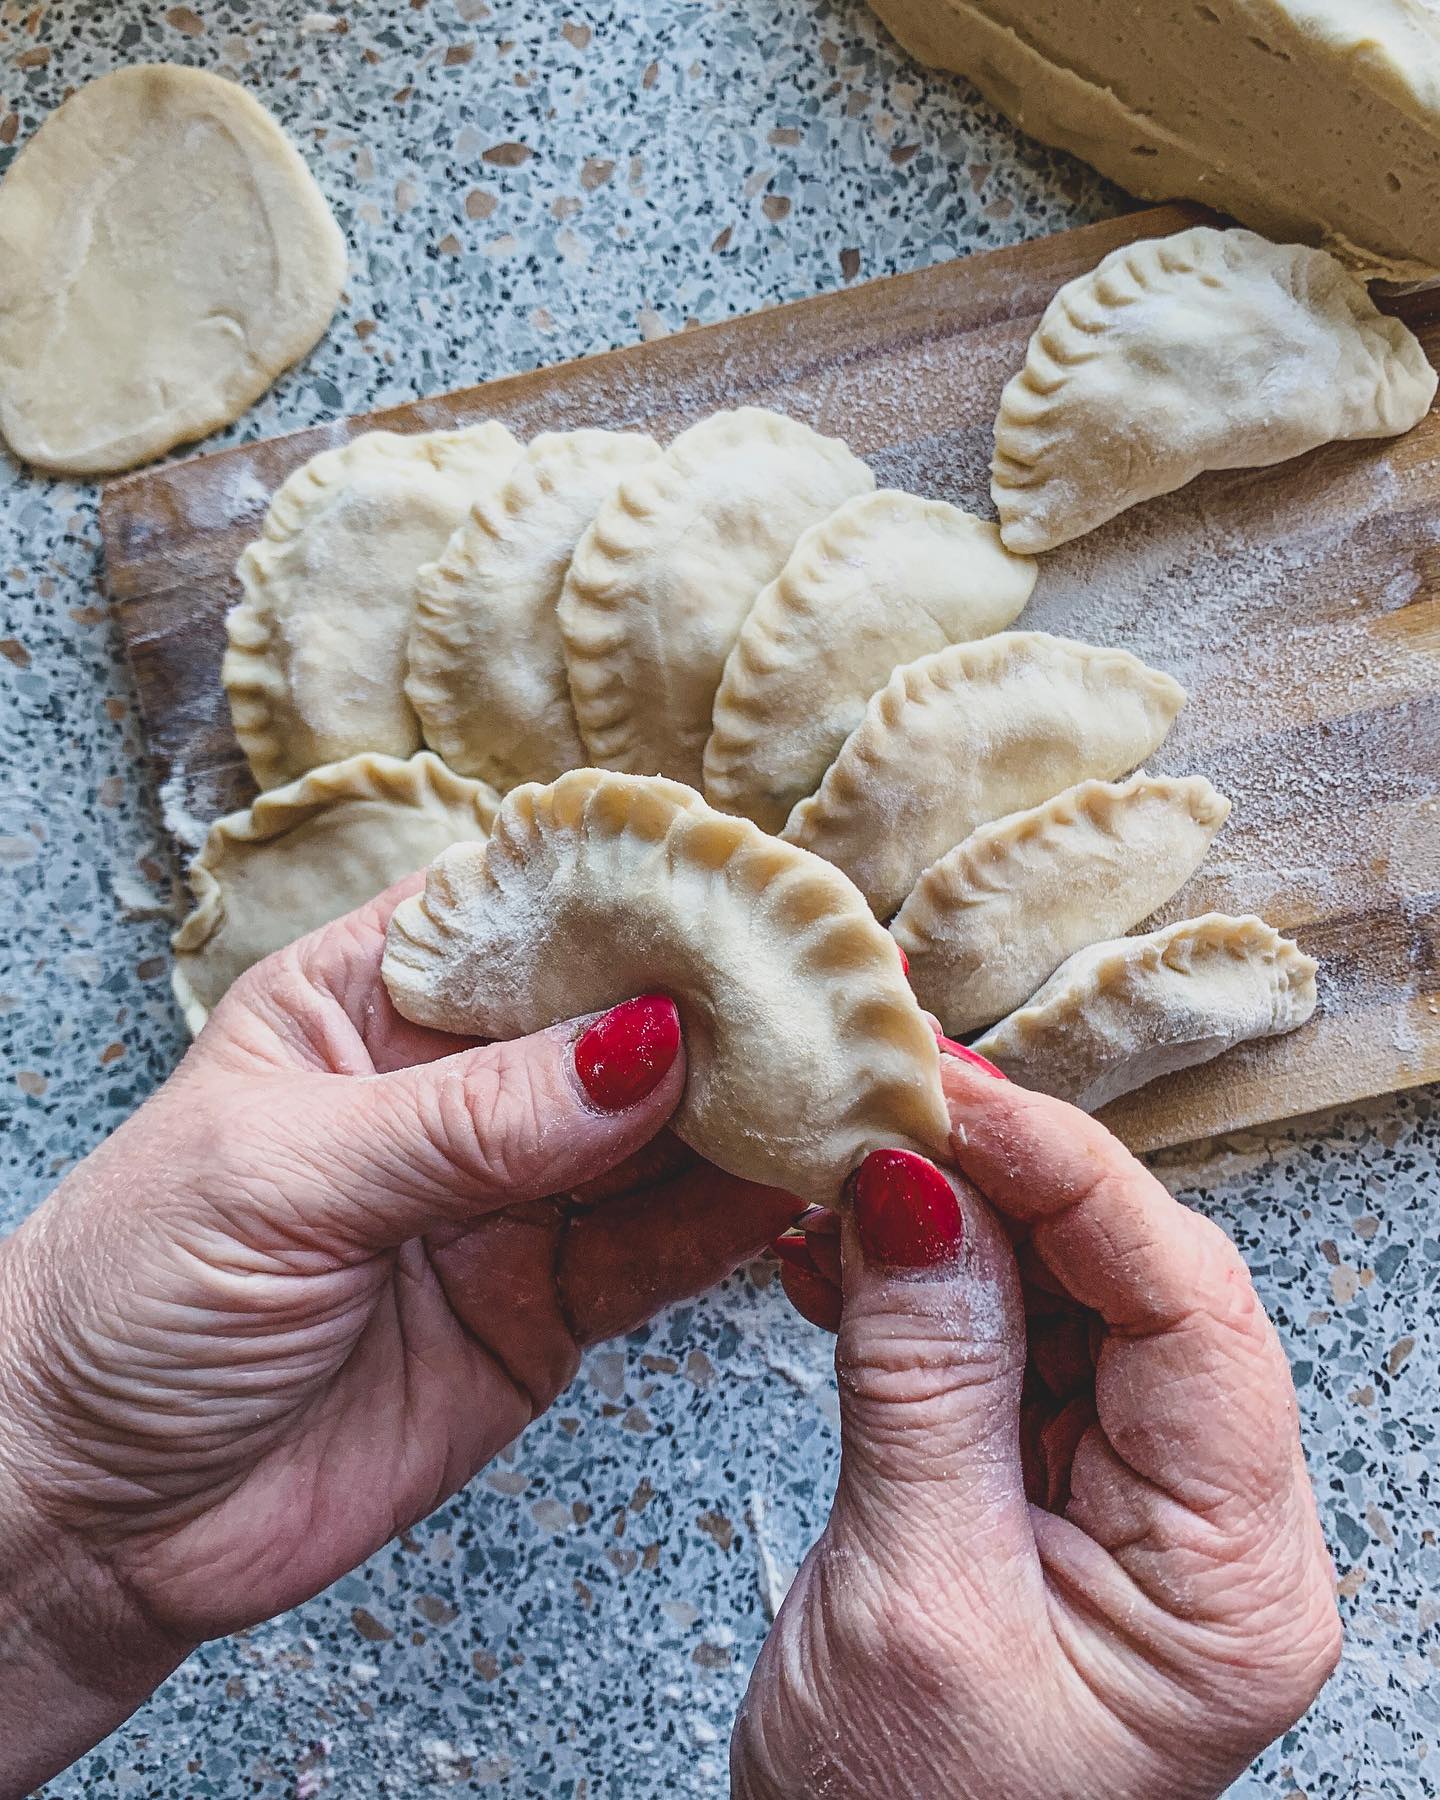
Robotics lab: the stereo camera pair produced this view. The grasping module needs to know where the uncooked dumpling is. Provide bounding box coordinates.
[381,768,949,1201]
[559,408,874,788]
[704,490,1036,832]
[892,773,1230,1036]
[992,227,1437,554]
[972,913,1318,1111]
[407,429,661,792]
[172,751,499,1033]
[0,65,346,476]
[224,425,520,790]
[783,631,1186,920]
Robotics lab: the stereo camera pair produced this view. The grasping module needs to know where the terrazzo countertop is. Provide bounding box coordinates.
[0,2,1436,1794]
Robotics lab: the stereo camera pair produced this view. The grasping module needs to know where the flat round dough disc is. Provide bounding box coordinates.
[382,768,949,1202]
[0,64,347,475]
[172,751,499,1033]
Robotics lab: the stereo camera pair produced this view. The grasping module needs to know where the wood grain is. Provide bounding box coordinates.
[102,203,1440,1152]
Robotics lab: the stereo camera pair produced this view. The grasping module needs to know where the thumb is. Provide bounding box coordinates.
[246,994,685,1252]
[830,1149,1035,1595]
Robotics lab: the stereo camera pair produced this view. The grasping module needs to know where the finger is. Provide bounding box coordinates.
[559,1164,803,1344]
[779,1259,842,1334]
[939,1056,1322,1544]
[829,1149,1038,1605]
[940,1055,1247,1327]
[236,995,686,1253]
[566,1127,696,1205]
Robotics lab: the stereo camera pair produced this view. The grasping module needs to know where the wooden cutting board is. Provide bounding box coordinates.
[102,202,1440,1154]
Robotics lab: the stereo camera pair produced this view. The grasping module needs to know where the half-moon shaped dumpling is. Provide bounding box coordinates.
[558,408,874,789]
[892,773,1230,1036]
[406,428,662,792]
[972,913,1319,1111]
[782,631,1186,920]
[704,490,1036,832]
[381,768,949,1202]
[224,424,520,789]
[992,226,1437,554]
[172,751,499,1034]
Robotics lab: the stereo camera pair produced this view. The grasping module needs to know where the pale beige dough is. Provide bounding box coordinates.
[381,768,949,1202]
[704,490,1036,833]
[224,424,520,790]
[407,429,661,792]
[172,751,499,1033]
[559,408,874,789]
[992,227,1436,554]
[892,774,1231,1037]
[782,631,1186,920]
[866,0,1440,282]
[0,65,346,476]
[972,914,1319,1111]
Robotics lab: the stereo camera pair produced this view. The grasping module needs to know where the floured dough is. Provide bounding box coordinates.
[407,428,661,792]
[381,768,949,1201]
[0,65,346,476]
[783,631,1186,920]
[992,227,1436,554]
[704,490,1036,832]
[892,773,1230,1036]
[971,913,1319,1111]
[172,751,499,1033]
[865,0,1440,283]
[224,424,520,790]
[559,408,874,788]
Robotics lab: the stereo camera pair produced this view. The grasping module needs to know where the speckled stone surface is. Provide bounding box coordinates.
[0,2,1435,1795]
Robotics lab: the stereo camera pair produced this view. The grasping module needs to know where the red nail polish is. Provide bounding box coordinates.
[770,1231,819,1276]
[852,1148,964,1270]
[938,1038,1007,1080]
[573,994,681,1112]
[895,943,910,977]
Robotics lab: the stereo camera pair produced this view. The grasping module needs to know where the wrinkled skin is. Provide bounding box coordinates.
[732,1056,1342,1800]
[0,876,797,1792]
[0,878,1339,1800]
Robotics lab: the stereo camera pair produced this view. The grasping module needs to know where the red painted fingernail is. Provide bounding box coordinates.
[851,1149,964,1270]
[895,943,909,976]
[770,1231,818,1275]
[938,1038,1007,1079]
[573,995,681,1112]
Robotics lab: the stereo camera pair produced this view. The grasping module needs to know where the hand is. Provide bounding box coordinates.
[733,1049,1341,1800]
[0,878,799,1796]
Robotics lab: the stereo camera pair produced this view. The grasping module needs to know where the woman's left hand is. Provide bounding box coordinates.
[732,1052,1340,1800]
[0,878,798,1796]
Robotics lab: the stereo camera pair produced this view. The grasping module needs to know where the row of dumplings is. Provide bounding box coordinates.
[178,222,1438,1103]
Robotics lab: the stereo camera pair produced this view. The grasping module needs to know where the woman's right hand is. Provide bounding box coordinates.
[732,1051,1341,1800]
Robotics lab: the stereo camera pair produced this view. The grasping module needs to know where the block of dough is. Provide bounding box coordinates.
[381,768,949,1202]
[0,65,346,476]
[224,424,520,790]
[782,631,1185,920]
[993,227,1436,553]
[971,914,1318,1111]
[866,0,1440,282]
[704,490,1036,832]
[172,751,498,1033]
[559,408,874,789]
[407,428,662,792]
[892,773,1230,1036]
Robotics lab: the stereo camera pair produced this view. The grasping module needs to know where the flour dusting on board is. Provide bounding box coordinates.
[107,214,1440,1139]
